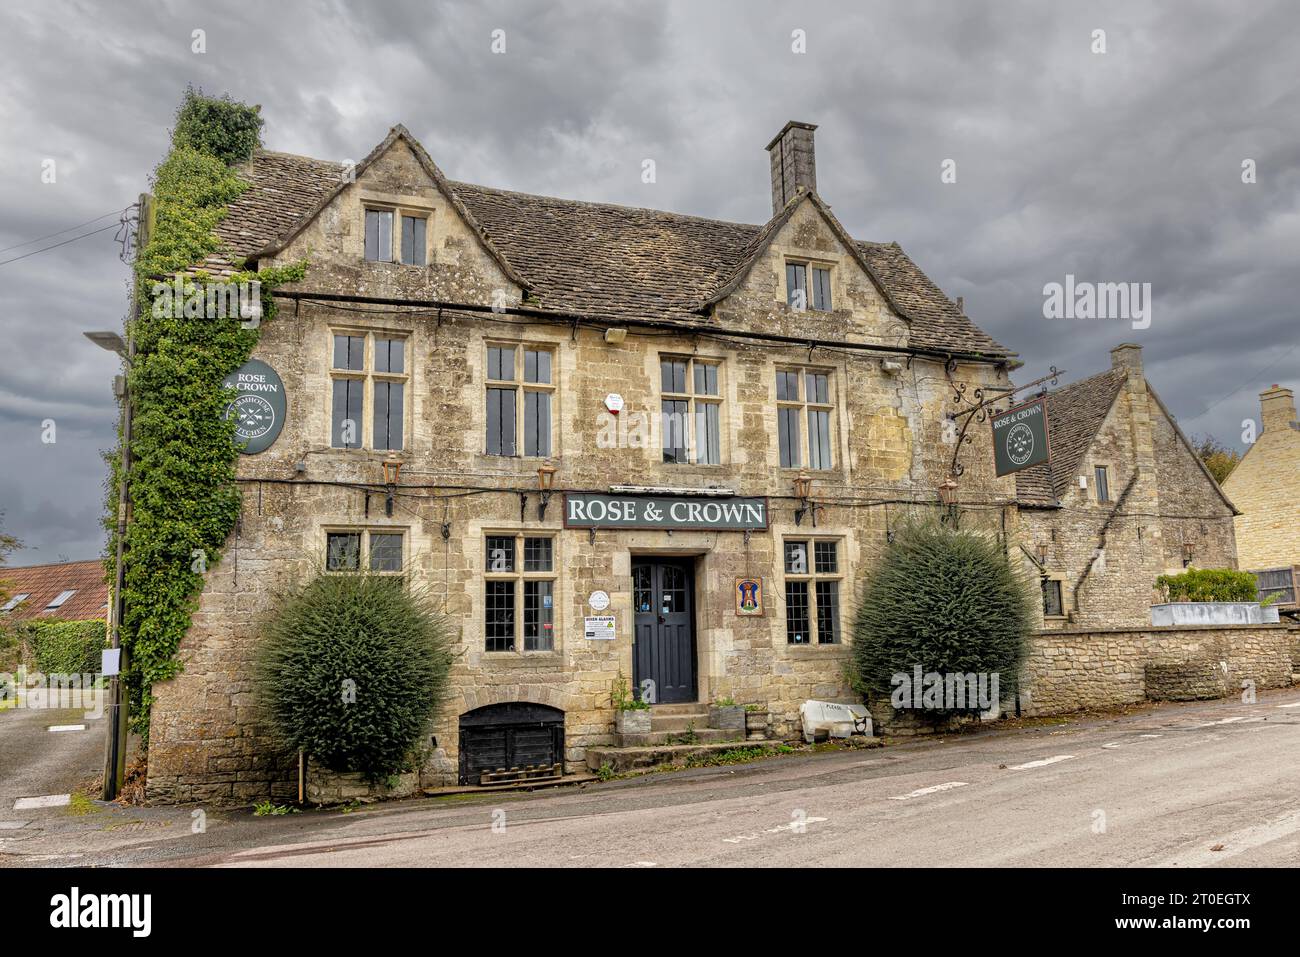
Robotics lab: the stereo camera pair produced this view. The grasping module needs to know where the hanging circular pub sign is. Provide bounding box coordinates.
[222,359,286,454]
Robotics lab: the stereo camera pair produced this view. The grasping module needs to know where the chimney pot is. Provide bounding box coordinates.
[766,121,818,216]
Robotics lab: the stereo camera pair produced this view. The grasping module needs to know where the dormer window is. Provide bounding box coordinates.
[785,262,832,312]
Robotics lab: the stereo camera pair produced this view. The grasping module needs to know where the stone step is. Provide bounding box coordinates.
[587,739,775,773]
[650,702,708,716]
[616,728,746,748]
[649,713,710,732]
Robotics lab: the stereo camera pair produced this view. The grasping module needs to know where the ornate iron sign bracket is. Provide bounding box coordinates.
[944,363,1062,478]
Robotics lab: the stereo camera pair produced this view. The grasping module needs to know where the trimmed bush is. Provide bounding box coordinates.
[25,620,107,675]
[254,573,454,778]
[1156,568,1261,603]
[851,521,1034,715]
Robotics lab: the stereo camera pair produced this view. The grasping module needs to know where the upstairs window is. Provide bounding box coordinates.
[1094,466,1111,503]
[786,262,832,311]
[330,332,407,450]
[660,357,722,465]
[400,214,426,266]
[364,209,394,262]
[486,344,554,457]
[777,367,834,469]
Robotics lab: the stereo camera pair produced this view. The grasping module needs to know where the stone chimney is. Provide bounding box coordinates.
[766,121,818,215]
[1259,383,1298,432]
[1109,342,1144,380]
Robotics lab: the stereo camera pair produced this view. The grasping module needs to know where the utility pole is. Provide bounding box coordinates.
[99,193,149,800]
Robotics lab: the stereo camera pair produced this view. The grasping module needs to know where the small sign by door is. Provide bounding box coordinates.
[584,615,615,640]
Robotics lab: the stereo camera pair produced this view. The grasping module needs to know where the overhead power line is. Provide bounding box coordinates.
[0,206,128,254]
[0,222,121,267]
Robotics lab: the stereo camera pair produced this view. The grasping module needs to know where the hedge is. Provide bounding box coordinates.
[1156,568,1262,603]
[24,619,108,675]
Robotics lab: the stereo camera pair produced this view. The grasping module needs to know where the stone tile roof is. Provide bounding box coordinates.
[1,559,109,623]
[1015,369,1128,505]
[204,139,1013,358]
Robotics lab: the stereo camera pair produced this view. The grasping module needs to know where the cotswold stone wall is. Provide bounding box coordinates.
[1023,624,1293,715]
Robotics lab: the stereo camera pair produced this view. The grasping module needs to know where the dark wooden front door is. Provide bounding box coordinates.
[632,559,697,704]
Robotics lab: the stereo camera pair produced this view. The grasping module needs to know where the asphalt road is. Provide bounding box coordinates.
[0,683,107,818]
[4,688,1299,868]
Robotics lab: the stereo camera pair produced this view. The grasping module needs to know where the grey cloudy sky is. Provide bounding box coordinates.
[1,0,1296,562]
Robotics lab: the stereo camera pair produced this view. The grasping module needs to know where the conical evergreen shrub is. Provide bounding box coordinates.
[851,519,1034,716]
[254,572,454,778]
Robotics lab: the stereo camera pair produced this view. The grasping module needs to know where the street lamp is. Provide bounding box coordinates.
[85,329,132,801]
[537,463,557,520]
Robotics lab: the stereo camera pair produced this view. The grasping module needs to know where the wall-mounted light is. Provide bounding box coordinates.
[537,463,557,520]
[1037,544,1049,566]
[938,476,960,527]
[793,470,813,526]
[1182,542,1196,568]
[382,456,402,517]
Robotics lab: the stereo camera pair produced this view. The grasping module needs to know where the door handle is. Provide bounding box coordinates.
[657,615,666,624]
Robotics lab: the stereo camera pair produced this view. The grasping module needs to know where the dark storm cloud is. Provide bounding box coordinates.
[1,0,1296,561]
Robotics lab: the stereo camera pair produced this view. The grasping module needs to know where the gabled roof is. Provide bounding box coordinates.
[1016,369,1128,504]
[198,129,1014,357]
[0,559,109,623]
[1014,367,1239,515]
[240,126,530,290]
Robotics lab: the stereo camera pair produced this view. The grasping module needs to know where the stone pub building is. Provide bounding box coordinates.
[145,121,1237,801]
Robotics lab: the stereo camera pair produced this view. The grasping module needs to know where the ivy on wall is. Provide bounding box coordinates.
[108,89,305,740]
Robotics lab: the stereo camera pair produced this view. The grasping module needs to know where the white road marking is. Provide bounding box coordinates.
[1009,755,1075,771]
[1139,734,1162,738]
[1275,702,1300,709]
[622,861,658,867]
[890,781,969,800]
[13,794,70,810]
[48,724,86,732]
[1102,742,1122,750]
[0,821,30,830]
[765,817,827,834]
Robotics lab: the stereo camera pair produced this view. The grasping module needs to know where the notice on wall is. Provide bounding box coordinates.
[584,615,616,640]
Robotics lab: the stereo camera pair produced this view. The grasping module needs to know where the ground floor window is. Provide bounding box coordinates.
[784,538,841,644]
[324,528,405,574]
[484,533,556,652]
[1041,577,1065,618]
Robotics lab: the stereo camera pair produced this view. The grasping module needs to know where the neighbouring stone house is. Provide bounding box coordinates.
[1014,344,1240,628]
[141,120,1244,802]
[1222,385,1300,611]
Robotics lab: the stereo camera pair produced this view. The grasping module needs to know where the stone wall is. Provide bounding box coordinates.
[1222,386,1300,573]
[1023,624,1293,715]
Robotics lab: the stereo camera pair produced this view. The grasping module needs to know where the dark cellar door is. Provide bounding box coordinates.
[632,559,697,704]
